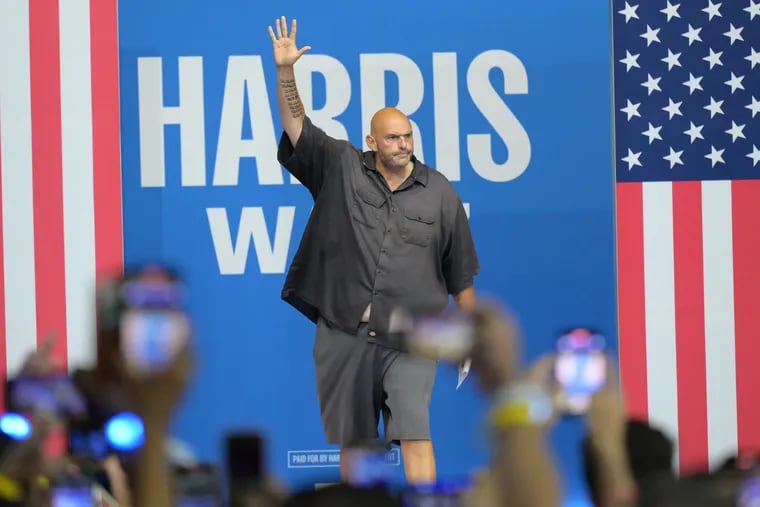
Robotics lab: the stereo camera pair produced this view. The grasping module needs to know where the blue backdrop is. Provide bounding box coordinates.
[117,1,617,504]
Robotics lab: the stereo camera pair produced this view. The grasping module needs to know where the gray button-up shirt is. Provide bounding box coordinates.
[277,116,479,349]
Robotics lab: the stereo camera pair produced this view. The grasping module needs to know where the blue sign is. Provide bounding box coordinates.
[117,0,616,503]
[287,449,400,469]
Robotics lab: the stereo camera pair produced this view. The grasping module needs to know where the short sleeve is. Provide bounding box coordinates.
[441,192,480,295]
[277,116,347,200]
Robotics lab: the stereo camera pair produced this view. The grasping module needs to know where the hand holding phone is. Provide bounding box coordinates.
[97,267,191,376]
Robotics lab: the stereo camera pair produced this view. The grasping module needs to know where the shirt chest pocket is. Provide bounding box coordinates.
[351,186,385,227]
[401,207,435,247]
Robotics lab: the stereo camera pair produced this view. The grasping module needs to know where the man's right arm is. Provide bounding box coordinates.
[276,64,305,146]
[269,16,339,198]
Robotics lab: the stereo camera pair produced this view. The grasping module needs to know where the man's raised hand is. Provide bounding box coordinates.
[268,16,311,67]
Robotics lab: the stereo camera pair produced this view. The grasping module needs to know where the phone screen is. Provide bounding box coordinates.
[120,309,189,373]
[106,270,189,374]
[7,375,87,420]
[737,476,760,507]
[68,428,110,459]
[554,328,607,414]
[51,486,93,507]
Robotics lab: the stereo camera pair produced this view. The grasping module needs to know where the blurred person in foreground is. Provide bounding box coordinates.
[0,337,127,507]
[459,301,642,507]
[99,268,284,507]
[267,15,479,484]
[462,301,753,507]
[285,299,640,507]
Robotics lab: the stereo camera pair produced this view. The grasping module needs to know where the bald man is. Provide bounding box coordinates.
[269,17,479,484]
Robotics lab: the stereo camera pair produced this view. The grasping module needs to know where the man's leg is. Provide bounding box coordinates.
[340,448,351,481]
[400,439,437,484]
[312,319,379,483]
[382,351,438,484]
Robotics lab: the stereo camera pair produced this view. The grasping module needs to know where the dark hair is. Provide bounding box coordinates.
[282,484,402,507]
[583,419,674,504]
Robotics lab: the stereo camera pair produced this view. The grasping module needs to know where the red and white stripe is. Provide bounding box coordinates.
[616,179,760,473]
[0,0,123,405]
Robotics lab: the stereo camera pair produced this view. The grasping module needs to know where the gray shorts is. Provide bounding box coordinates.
[312,318,437,447]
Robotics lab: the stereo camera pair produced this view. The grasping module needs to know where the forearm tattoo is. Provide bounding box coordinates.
[280,79,304,119]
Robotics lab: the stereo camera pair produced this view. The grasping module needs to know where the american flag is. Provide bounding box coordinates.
[0,0,123,408]
[613,0,760,473]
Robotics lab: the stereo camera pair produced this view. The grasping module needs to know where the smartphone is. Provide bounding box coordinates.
[68,428,110,459]
[554,328,607,414]
[51,487,94,507]
[401,307,475,361]
[97,266,188,374]
[51,476,96,507]
[119,308,190,374]
[7,374,87,420]
[226,432,264,499]
[736,475,760,507]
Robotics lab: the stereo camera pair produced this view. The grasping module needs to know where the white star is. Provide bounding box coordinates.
[725,121,747,143]
[620,99,642,121]
[641,74,662,95]
[620,50,640,72]
[744,0,760,20]
[621,149,642,170]
[663,147,684,169]
[661,1,681,21]
[704,97,724,118]
[748,145,760,167]
[702,1,722,20]
[746,96,760,118]
[684,122,704,144]
[662,98,683,119]
[662,49,682,70]
[705,146,725,168]
[619,2,639,23]
[683,73,704,94]
[642,123,663,144]
[725,72,745,94]
[703,48,723,69]
[641,25,661,46]
[682,24,703,45]
[746,48,760,69]
[723,24,744,45]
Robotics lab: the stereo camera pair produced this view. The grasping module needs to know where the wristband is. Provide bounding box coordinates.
[488,382,553,429]
[0,474,22,502]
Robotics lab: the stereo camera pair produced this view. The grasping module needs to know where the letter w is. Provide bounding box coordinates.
[207,207,295,274]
